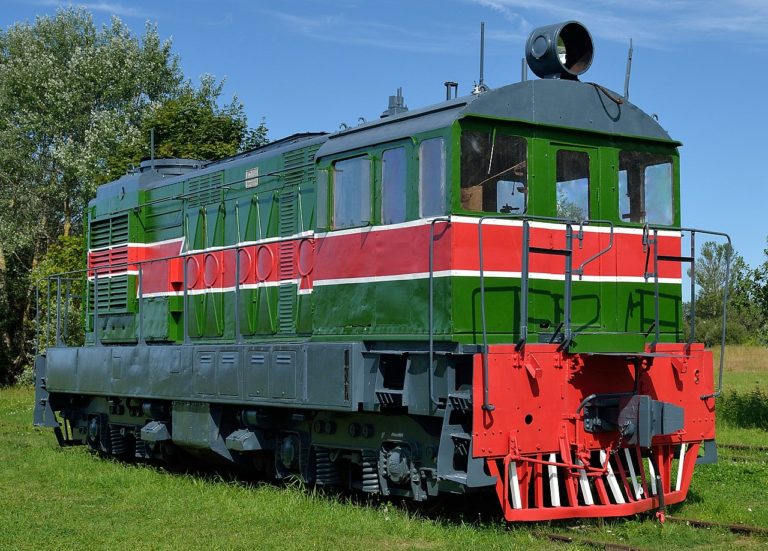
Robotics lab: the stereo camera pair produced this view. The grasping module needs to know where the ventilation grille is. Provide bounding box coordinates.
[90,214,130,275]
[90,247,128,273]
[279,190,297,238]
[90,214,129,250]
[277,189,298,334]
[186,171,224,207]
[282,145,319,187]
[278,285,296,334]
[89,275,128,313]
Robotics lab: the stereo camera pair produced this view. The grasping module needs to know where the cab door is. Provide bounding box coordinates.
[528,144,614,347]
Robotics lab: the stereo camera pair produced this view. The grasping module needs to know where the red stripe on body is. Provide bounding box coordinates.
[313,225,453,280]
[451,223,682,279]
[87,221,682,296]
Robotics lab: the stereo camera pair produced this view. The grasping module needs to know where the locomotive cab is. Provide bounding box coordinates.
[450,111,683,352]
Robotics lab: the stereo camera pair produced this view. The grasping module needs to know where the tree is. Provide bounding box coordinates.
[0,8,182,383]
[0,8,268,384]
[100,75,268,183]
[0,8,181,245]
[688,241,764,346]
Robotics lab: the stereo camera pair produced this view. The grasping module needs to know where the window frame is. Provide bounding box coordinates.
[419,137,447,218]
[380,145,408,225]
[459,128,529,215]
[617,149,676,227]
[554,147,592,222]
[331,155,373,230]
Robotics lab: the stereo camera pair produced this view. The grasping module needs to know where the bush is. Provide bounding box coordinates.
[718,389,768,429]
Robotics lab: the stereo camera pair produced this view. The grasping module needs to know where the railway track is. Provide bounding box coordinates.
[543,513,768,549]
[544,533,641,550]
[666,516,768,537]
[719,443,768,452]
[718,443,768,463]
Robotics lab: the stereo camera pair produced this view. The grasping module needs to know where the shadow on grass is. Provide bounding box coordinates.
[677,488,704,505]
[82,445,667,535]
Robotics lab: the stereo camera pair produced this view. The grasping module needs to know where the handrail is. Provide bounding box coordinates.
[33,218,732,407]
[93,270,100,346]
[477,213,602,411]
[34,276,80,355]
[137,265,145,346]
[643,225,732,400]
[428,217,451,408]
[574,219,615,279]
[34,227,319,354]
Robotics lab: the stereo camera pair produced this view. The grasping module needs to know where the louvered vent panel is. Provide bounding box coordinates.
[278,285,296,333]
[89,275,128,313]
[90,214,129,272]
[282,146,319,187]
[279,191,297,238]
[110,215,129,244]
[187,171,224,207]
[89,214,130,313]
[90,214,128,250]
[279,241,295,284]
[90,221,111,250]
[277,189,298,334]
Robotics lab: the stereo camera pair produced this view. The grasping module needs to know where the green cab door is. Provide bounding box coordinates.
[528,144,615,348]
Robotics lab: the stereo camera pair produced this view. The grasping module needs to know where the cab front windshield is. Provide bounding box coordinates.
[460,129,527,214]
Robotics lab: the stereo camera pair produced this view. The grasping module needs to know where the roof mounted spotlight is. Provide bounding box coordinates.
[525,21,593,80]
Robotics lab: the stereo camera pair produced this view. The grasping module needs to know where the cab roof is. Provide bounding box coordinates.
[317,79,676,158]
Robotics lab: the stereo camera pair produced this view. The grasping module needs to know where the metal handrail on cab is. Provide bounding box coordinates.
[428,217,452,408]
[476,214,615,412]
[642,224,732,400]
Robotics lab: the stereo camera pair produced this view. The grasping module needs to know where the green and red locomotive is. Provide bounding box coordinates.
[34,21,731,521]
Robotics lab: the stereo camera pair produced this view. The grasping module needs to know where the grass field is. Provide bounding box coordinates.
[2,347,768,550]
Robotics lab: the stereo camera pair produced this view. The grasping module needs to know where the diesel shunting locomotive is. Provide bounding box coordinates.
[34,21,731,521]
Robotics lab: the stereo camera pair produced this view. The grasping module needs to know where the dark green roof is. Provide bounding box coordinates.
[317,79,675,158]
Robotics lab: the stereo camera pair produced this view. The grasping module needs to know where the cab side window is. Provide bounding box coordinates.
[556,150,590,220]
[382,147,407,224]
[461,130,527,213]
[333,157,371,229]
[618,151,674,225]
[419,138,445,217]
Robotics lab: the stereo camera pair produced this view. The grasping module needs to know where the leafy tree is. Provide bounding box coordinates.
[749,239,768,317]
[688,241,764,346]
[0,8,181,244]
[101,75,268,183]
[0,8,268,384]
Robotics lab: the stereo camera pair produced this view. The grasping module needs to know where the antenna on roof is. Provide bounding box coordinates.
[623,38,633,99]
[380,87,408,118]
[472,22,490,95]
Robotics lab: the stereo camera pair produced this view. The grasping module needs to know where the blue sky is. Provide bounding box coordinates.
[4,0,768,267]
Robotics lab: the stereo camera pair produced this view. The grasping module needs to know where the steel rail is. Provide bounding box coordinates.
[719,443,768,452]
[665,516,768,537]
[544,532,642,551]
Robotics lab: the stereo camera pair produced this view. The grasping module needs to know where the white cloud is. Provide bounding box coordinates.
[466,0,768,47]
[262,9,474,54]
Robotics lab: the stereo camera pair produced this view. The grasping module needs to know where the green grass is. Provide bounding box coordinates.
[2,384,768,550]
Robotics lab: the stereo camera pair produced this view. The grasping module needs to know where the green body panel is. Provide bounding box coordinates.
[86,117,684,354]
[450,277,682,351]
[312,278,452,337]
